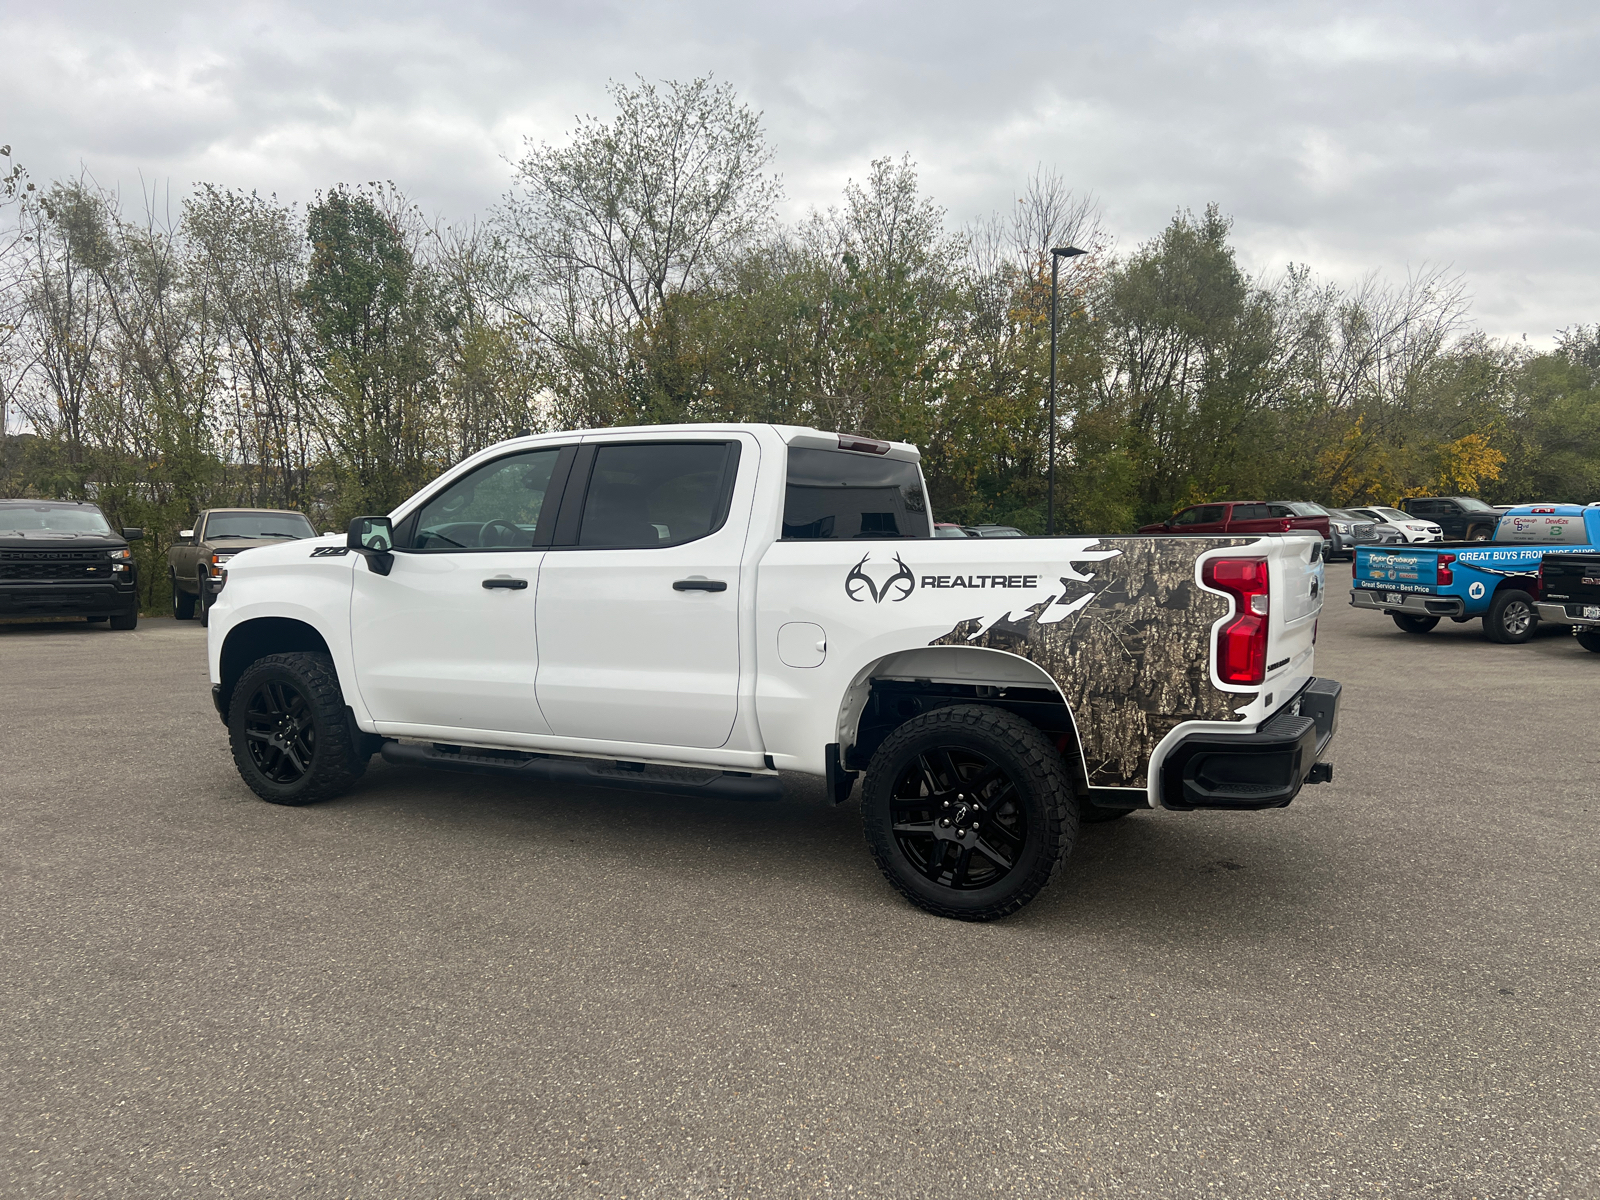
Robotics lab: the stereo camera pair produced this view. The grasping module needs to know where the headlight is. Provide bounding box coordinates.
[208,552,235,578]
[1332,522,1350,532]
[107,547,131,559]
[107,547,131,571]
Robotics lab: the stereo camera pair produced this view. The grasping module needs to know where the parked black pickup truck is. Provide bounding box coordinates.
[1535,552,1600,653]
[1396,496,1500,542]
[0,500,143,629]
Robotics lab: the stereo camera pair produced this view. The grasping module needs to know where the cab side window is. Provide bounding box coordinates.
[576,442,740,549]
[1172,505,1225,526]
[410,449,562,549]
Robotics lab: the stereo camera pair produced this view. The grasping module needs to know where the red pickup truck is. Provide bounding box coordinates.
[1139,501,1332,543]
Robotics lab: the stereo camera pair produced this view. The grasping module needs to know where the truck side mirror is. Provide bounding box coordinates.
[346,516,396,576]
[122,527,144,541]
[178,528,194,541]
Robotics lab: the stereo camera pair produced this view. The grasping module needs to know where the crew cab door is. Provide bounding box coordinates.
[1228,504,1285,535]
[349,444,572,735]
[1171,504,1229,534]
[534,436,754,749]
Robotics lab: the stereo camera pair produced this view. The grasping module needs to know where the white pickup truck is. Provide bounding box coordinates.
[207,424,1340,920]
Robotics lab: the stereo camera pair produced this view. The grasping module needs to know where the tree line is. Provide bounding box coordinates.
[2,77,1597,611]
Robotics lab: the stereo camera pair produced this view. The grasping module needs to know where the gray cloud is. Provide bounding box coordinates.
[5,0,1595,340]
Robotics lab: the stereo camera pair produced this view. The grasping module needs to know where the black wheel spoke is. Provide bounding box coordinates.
[892,819,936,835]
[950,846,974,887]
[978,816,1023,847]
[915,753,944,797]
[973,836,1014,871]
[920,840,949,880]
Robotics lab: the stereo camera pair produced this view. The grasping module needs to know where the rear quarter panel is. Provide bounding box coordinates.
[757,535,1320,791]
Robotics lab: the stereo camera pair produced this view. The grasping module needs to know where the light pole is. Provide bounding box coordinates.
[1047,245,1087,536]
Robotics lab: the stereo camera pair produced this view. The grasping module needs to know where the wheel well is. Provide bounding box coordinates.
[1494,578,1538,597]
[219,617,332,719]
[845,678,1088,793]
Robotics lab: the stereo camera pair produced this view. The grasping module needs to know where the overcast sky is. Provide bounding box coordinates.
[5,0,1596,343]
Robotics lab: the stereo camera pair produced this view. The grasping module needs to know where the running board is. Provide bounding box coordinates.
[379,740,783,802]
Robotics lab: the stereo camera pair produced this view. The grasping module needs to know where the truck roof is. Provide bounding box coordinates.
[474,423,924,464]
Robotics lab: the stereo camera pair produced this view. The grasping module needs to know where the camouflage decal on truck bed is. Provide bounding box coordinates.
[930,536,1257,788]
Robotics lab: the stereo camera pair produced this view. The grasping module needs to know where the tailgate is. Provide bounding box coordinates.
[1355,546,1439,593]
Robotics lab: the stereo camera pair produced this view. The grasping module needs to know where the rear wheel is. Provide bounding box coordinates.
[171,569,195,620]
[1484,589,1537,644]
[228,652,367,806]
[862,705,1076,922]
[1467,526,1493,542]
[109,611,137,630]
[1575,630,1600,654]
[1392,613,1440,634]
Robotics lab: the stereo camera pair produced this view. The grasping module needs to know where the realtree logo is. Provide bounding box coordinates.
[845,554,915,603]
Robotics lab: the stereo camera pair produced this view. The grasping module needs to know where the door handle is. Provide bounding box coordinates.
[483,578,529,590]
[673,579,727,592]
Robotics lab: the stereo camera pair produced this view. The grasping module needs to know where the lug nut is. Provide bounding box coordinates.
[940,818,951,827]
[942,800,951,808]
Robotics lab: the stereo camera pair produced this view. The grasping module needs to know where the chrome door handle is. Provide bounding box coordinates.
[482,578,529,590]
[673,579,727,592]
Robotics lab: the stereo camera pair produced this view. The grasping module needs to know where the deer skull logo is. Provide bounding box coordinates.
[845,554,916,603]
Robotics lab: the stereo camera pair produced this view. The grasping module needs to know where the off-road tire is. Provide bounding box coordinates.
[229,652,366,806]
[1575,630,1600,654]
[109,611,137,630]
[1392,613,1439,634]
[1484,589,1537,644]
[171,570,195,620]
[863,704,1077,922]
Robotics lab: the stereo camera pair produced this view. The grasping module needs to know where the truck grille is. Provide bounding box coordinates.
[0,549,114,581]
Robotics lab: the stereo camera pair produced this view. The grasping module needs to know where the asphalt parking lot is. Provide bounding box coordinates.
[3,583,1597,1199]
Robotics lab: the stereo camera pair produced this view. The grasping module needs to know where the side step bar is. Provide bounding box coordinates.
[379,740,783,802]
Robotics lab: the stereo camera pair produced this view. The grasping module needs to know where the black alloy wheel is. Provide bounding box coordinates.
[243,678,317,784]
[228,652,367,805]
[890,746,1027,891]
[1392,613,1440,634]
[1484,588,1537,644]
[863,704,1076,921]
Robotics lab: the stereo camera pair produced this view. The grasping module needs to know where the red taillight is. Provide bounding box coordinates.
[1203,556,1270,685]
[1436,553,1455,586]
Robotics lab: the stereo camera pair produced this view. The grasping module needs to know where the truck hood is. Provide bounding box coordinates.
[204,537,308,555]
[0,532,129,551]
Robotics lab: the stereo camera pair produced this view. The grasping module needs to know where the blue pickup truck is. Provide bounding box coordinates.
[1349,505,1600,642]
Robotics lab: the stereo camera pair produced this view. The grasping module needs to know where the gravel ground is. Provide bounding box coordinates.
[2,585,1597,1198]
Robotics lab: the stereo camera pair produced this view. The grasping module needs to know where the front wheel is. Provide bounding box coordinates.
[1484,589,1537,644]
[1575,630,1600,654]
[109,611,137,630]
[197,570,212,627]
[862,705,1077,921]
[228,652,367,805]
[1392,613,1440,634]
[1467,526,1493,542]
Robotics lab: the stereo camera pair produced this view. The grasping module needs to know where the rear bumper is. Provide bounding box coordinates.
[1349,588,1465,617]
[1535,602,1600,628]
[1160,678,1340,811]
[0,580,139,618]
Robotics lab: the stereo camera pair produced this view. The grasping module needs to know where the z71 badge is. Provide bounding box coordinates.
[309,546,351,557]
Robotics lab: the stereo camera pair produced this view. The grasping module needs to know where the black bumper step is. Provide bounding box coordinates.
[1160,677,1340,811]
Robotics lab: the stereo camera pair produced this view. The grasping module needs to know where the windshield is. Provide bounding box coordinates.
[1375,507,1414,522]
[1456,497,1495,512]
[1275,501,1329,517]
[0,502,113,535]
[204,512,316,540]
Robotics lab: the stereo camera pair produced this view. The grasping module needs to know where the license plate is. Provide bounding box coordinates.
[1386,593,1402,606]
[1584,606,1600,619]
